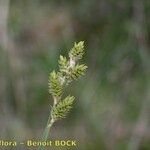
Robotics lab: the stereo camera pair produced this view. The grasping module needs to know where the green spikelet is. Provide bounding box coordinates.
[48,71,63,97]
[58,55,69,73]
[70,64,88,80]
[51,96,75,120]
[69,41,85,60]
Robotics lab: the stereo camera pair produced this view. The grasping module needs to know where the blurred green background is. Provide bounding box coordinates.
[0,0,149,150]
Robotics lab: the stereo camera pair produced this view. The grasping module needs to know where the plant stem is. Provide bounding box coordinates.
[38,115,54,150]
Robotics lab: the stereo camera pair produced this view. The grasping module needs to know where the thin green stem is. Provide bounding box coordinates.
[38,115,54,150]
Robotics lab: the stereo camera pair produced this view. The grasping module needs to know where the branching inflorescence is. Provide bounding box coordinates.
[39,41,87,150]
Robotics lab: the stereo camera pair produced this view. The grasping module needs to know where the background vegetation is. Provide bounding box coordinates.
[0,0,149,150]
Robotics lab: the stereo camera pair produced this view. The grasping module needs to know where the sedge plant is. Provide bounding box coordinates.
[38,41,87,150]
